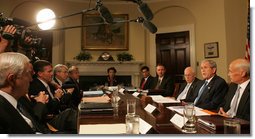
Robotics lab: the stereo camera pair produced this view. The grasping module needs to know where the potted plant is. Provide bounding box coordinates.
[74,51,92,61]
[116,52,134,62]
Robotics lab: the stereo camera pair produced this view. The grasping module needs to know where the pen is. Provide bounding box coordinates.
[197,118,216,130]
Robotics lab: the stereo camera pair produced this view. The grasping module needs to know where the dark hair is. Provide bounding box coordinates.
[156,63,165,68]
[107,67,117,73]
[141,66,149,71]
[33,60,52,75]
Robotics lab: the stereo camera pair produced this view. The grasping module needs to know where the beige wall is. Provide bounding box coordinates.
[0,0,248,82]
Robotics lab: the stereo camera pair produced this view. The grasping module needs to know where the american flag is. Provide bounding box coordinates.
[245,0,250,61]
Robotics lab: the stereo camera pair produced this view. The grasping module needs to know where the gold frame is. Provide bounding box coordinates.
[82,14,129,50]
[204,42,219,58]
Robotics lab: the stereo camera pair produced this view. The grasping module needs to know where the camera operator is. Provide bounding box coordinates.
[0,25,16,53]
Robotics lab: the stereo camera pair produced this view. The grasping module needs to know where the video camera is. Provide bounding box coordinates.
[0,13,42,47]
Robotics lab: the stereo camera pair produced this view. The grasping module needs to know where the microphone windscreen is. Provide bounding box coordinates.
[98,5,114,24]
[138,3,153,21]
[143,20,157,34]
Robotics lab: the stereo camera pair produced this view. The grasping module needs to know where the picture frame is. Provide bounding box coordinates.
[82,14,129,51]
[204,42,219,58]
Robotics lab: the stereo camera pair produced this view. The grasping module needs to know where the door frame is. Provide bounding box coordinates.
[147,24,196,77]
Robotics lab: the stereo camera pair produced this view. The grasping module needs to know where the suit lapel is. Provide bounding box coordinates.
[197,76,217,103]
[237,83,250,115]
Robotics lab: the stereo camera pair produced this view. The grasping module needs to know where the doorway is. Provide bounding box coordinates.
[156,31,190,83]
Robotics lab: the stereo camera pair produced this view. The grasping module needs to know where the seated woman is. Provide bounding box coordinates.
[105,67,118,86]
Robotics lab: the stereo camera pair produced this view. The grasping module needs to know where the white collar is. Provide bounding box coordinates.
[0,90,17,109]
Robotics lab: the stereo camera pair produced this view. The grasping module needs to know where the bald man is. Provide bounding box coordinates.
[218,59,250,121]
[175,67,201,102]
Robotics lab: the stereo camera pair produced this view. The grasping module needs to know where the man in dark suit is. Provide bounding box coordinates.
[29,60,63,115]
[29,60,78,133]
[0,52,35,133]
[218,59,250,121]
[150,64,175,97]
[64,66,83,108]
[193,60,228,110]
[139,66,155,90]
[175,67,200,102]
[53,64,73,109]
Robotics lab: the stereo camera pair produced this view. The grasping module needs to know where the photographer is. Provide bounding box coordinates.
[0,25,16,53]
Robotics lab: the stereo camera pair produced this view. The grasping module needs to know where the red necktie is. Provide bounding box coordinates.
[141,79,146,89]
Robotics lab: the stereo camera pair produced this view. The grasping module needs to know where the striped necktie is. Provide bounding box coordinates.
[194,81,208,105]
[227,86,241,117]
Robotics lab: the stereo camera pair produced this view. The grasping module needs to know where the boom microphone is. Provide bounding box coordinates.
[96,0,114,24]
[132,0,153,21]
[132,17,157,34]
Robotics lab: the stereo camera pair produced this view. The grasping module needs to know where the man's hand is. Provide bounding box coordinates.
[218,107,229,117]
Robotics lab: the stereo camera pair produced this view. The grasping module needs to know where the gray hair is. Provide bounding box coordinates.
[234,59,250,77]
[201,59,217,69]
[53,64,68,76]
[0,52,30,87]
[68,66,79,74]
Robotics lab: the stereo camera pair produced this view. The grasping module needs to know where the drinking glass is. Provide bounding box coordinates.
[224,119,241,134]
[126,114,140,134]
[127,99,136,116]
[182,103,197,133]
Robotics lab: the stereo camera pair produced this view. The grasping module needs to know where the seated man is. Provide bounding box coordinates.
[64,66,83,108]
[149,64,175,97]
[175,67,200,102]
[193,60,228,110]
[0,52,37,133]
[52,64,73,109]
[139,66,155,90]
[218,59,250,121]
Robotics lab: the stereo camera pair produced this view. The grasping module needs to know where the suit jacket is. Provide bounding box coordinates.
[29,78,61,115]
[221,82,250,121]
[139,75,154,90]
[64,77,83,108]
[0,95,34,134]
[18,96,51,133]
[194,75,228,110]
[175,78,201,102]
[151,75,175,97]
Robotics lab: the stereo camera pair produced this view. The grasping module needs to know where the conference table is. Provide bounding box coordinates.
[78,91,250,134]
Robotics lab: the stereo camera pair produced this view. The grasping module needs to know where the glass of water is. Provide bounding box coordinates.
[182,103,197,133]
[126,114,140,134]
[127,99,136,116]
[224,119,241,134]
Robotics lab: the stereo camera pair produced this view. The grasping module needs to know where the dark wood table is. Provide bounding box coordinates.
[78,92,250,134]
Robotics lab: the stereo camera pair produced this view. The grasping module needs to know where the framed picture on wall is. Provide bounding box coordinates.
[204,42,219,58]
[82,14,129,50]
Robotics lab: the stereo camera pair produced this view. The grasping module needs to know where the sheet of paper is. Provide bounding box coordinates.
[79,124,126,134]
[132,92,140,97]
[139,118,152,134]
[144,104,156,113]
[170,113,187,129]
[82,95,110,103]
[149,95,180,103]
[119,88,125,94]
[167,106,210,116]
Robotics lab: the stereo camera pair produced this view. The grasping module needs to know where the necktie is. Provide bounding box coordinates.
[17,103,36,132]
[46,85,54,99]
[155,78,161,89]
[141,79,147,89]
[194,81,208,105]
[227,86,241,117]
[177,84,190,101]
